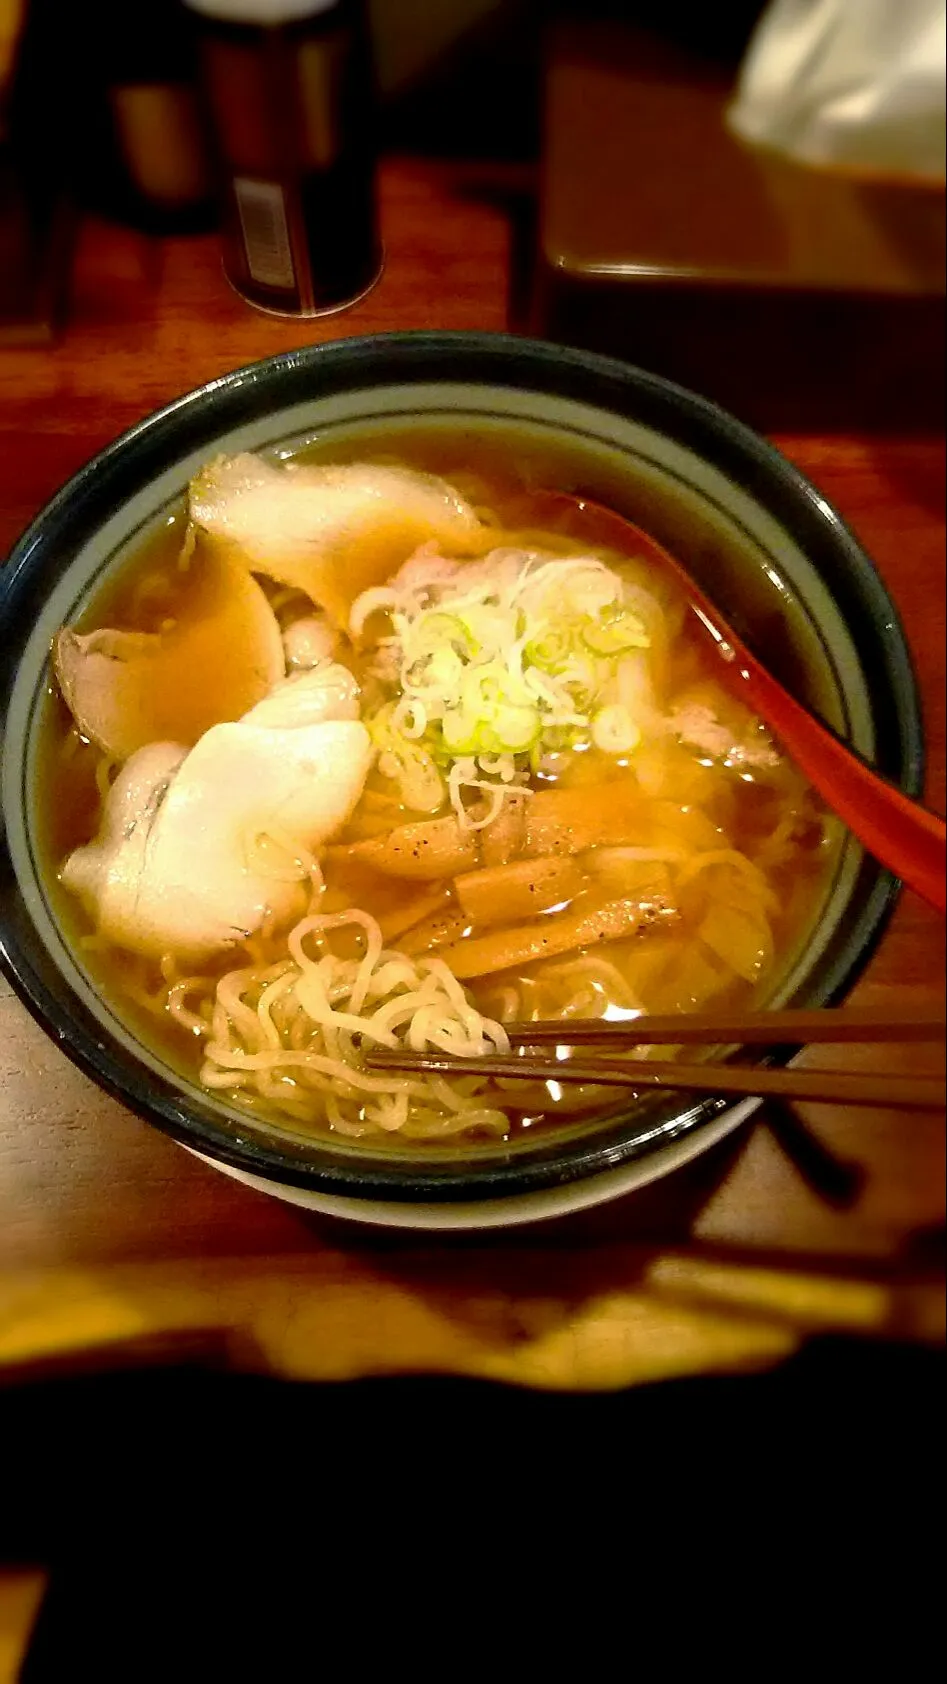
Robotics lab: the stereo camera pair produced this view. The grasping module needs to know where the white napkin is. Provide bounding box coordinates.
[728,0,946,181]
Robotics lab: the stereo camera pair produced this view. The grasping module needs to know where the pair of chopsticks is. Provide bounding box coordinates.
[365,1007,946,1110]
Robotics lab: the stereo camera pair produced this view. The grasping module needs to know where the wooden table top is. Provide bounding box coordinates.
[0,157,944,1399]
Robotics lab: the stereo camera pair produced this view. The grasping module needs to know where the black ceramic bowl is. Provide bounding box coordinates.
[0,334,921,1228]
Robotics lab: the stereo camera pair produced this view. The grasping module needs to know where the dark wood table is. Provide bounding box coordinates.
[1,160,944,1424]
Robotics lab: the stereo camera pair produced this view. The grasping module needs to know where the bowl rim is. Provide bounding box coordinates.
[0,330,924,1204]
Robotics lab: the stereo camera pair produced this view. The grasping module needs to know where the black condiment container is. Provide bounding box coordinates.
[103,0,216,233]
[185,0,382,316]
[84,0,217,233]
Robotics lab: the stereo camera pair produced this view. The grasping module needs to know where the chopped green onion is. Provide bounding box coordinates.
[356,545,652,821]
[592,704,641,755]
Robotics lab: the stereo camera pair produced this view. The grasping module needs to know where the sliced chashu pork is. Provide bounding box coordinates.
[241,662,359,730]
[189,455,486,624]
[62,668,371,961]
[53,546,285,762]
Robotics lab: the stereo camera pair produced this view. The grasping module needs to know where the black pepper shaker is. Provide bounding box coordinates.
[184,0,382,316]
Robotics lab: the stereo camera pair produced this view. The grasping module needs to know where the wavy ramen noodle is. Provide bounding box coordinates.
[40,428,840,1143]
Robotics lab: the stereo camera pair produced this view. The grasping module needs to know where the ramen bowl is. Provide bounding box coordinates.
[0,333,922,1229]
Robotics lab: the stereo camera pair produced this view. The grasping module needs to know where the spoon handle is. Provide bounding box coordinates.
[716,615,945,914]
[536,492,946,915]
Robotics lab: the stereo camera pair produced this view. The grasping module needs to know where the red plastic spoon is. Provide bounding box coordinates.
[532,491,946,915]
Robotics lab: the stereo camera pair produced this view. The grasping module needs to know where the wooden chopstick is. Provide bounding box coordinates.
[501,1006,946,1046]
[363,1050,945,1110]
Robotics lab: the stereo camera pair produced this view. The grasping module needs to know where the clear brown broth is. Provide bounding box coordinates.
[35,421,841,1140]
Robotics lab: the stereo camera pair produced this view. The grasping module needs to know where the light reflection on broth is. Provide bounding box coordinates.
[36,423,842,1145]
